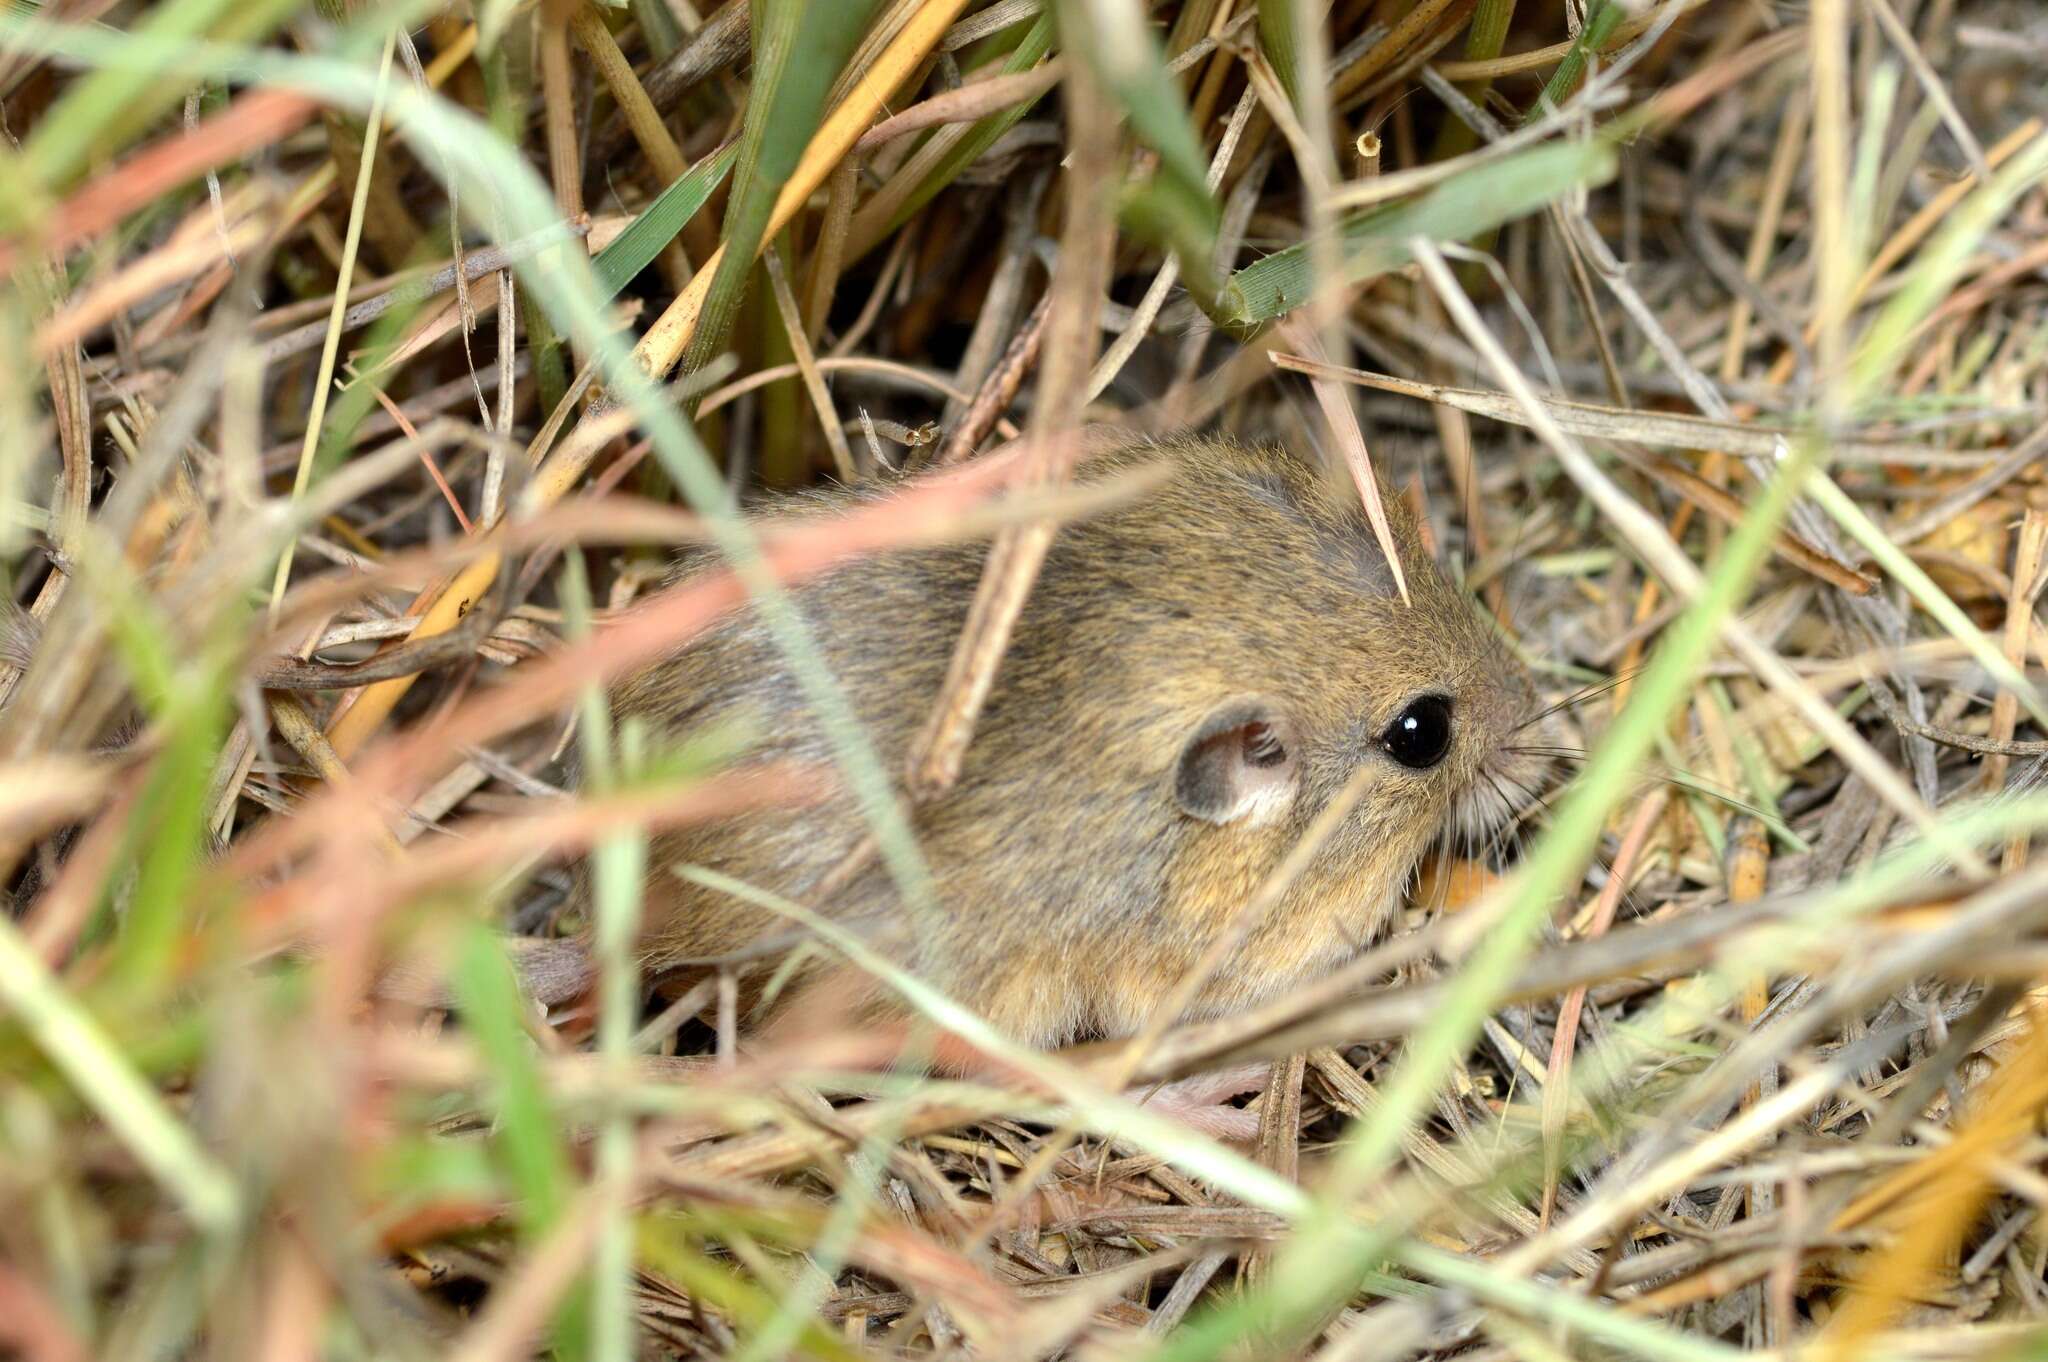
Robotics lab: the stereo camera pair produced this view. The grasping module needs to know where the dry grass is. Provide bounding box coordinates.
[5,0,2048,1358]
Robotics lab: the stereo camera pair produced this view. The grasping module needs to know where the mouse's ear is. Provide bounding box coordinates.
[1174,698,1300,826]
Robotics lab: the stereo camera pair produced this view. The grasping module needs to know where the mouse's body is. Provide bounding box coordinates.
[604,437,1549,1048]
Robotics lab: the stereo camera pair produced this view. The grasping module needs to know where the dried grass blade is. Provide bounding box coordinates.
[638,0,972,382]
[266,28,396,619]
[1277,319,1409,604]
[1271,356,1990,468]
[675,0,881,378]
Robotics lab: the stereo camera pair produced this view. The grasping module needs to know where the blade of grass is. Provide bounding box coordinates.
[1405,1244,1748,1362]
[676,0,881,378]
[1847,128,2048,393]
[1846,62,1901,278]
[1255,0,1302,109]
[1265,360,1978,467]
[564,552,645,1362]
[1520,0,1621,124]
[452,921,574,1234]
[590,140,737,301]
[1215,139,1616,330]
[633,1224,867,1362]
[267,25,397,620]
[0,913,239,1230]
[1801,469,2048,728]
[451,917,590,1357]
[1067,0,1216,213]
[1067,0,1222,307]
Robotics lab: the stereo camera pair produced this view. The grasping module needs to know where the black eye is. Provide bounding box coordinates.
[1381,695,1453,770]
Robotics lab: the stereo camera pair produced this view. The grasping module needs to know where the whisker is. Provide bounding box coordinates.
[1482,772,1525,864]
[1639,774,1789,832]
[1508,746,1790,832]
[1517,669,1645,731]
[1493,766,1655,920]
[1491,769,1559,843]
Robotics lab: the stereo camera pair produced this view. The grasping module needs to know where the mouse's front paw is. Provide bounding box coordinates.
[1125,1062,1273,1142]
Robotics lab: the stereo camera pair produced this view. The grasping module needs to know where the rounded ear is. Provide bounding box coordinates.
[1173,698,1300,826]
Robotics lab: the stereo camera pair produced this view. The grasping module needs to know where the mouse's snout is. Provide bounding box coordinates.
[1471,670,1562,842]
[1434,640,1558,856]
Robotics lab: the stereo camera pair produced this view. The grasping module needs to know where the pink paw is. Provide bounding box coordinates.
[1125,1062,1273,1142]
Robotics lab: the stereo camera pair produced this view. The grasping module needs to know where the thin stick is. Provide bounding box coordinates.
[570,2,690,185]
[804,158,860,346]
[1862,0,1989,182]
[904,57,1118,800]
[1986,512,2048,819]
[268,30,397,620]
[1540,791,1667,1230]
[764,248,856,482]
[935,293,1049,468]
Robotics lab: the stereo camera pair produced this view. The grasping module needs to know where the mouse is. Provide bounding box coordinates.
[594,434,1554,1050]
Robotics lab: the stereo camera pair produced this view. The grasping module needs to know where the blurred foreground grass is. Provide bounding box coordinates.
[5,0,2048,1358]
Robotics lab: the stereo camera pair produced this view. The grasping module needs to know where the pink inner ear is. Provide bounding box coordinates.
[1243,720,1287,768]
[1225,721,1296,823]
[1175,701,1301,826]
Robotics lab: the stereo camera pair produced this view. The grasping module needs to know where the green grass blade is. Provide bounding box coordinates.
[678,0,880,376]
[1061,0,1221,307]
[1404,1245,1749,1361]
[1520,0,1622,125]
[1255,0,1303,109]
[0,917,239,1230]
[628,0,682,60]
[1064,0,1217,223]
[561,552,646,1362]
[1802,467,2048,727]
[591,140,738,302]
[452,923,573,1234]
[1217,139,1617,329]
[452,918,590,1356]
[875,15,1056,241]
[635,1222,866,1362]
[1847,128,2048,395]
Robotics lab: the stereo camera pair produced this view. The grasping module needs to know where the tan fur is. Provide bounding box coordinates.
[595,437,1550,1049]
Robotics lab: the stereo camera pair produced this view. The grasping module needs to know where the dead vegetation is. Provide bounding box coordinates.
[5,0,2048,1358]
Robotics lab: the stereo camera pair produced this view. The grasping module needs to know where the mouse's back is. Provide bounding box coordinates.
[609,437,1547,1047]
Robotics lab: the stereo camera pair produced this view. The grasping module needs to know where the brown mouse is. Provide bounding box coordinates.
[597,435,1552,1049]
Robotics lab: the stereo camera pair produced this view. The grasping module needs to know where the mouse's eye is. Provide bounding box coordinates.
[1381,695,1453,770]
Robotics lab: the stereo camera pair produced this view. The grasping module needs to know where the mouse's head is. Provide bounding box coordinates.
[1018,437,1555,1025]
[1156,443,1548,863]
